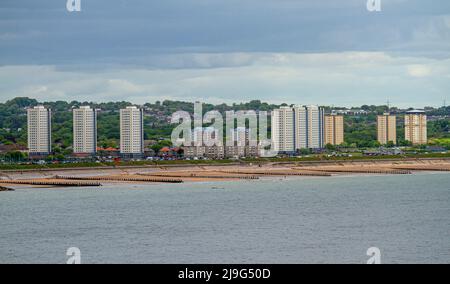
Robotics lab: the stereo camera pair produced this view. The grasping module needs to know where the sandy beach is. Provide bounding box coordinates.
[1,158,450,188]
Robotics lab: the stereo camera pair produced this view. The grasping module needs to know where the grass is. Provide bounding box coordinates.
[429,138,450,147]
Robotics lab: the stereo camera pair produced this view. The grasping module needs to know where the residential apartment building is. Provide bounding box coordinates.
[324,114,344,146]
[193,127,221,147]
[120,106,144,158]
[183,146,225,159]
[294,105,325,150]
[73,106,97,155]
[225,127,258,158]
[271,105,325,153]
[271,106,295,153]
[27,106,51,157]
[184,146,205,159]
[231,127,248,147]
[184,126,260,159]
[377,113,397,145]
[405,110,427,145]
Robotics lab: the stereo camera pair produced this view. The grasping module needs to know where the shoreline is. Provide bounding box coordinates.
[1,156,450,174]
[1,158,450,188]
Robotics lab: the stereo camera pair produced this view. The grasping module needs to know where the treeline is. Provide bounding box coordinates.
[0,97,281,149]
[0,97,449,151]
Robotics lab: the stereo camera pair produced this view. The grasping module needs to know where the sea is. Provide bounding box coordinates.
[0,172,449,264]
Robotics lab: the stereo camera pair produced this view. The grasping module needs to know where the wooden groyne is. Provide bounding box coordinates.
[0,185,14,191]
[138,172,260,180]
[216,170,332,177]
[294,167,411,175]
[54,175,183,183]
[390,165,450,172]
[0,179,101,187]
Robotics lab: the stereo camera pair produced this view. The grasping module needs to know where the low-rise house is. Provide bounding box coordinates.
[0,144,27,154]
[97,147,120,158]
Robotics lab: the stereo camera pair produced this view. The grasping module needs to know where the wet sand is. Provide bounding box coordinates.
[1,158,450,188]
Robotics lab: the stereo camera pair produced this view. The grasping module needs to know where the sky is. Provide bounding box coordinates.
[0,0,449,107]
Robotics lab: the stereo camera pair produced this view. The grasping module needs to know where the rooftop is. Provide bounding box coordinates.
[406,109,426,114]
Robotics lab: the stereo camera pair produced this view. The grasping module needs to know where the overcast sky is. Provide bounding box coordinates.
[0,0,449,107]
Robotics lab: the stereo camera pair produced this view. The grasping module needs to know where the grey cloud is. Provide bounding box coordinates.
[1,0,450,68]
[0,1,449,106]
[1,52,449,107]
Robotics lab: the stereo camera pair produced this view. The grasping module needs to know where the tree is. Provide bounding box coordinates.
[325,143,336,151]
[5,97,38,108]
[4,151,25,162]
[1,97,449,156]
[398,139,412,147]
[386,141,395,148]
[151,140,172,153]
[45,155,54,162]
[55,154,65,161]
[298,148,311,155]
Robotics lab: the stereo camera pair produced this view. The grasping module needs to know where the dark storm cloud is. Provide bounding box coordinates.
[0,0,449,67]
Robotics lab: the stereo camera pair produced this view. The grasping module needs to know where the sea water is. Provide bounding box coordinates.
[0,173,449,263]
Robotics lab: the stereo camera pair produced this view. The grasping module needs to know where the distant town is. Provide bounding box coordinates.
[0,97,449,167]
